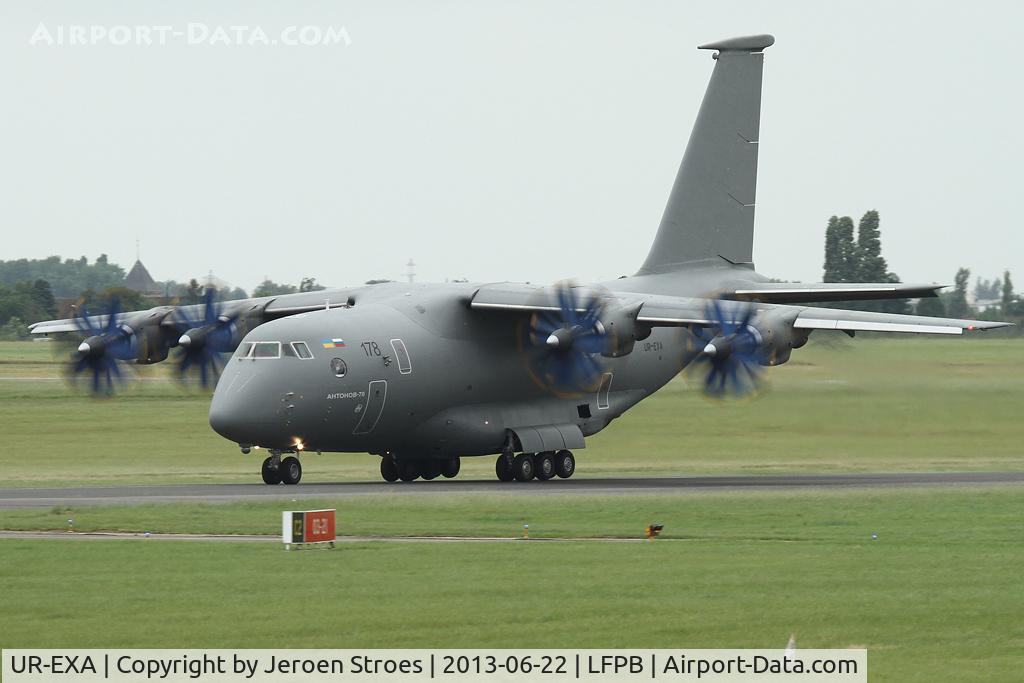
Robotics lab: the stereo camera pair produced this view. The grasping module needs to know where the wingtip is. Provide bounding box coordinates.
[965,320,1015,332]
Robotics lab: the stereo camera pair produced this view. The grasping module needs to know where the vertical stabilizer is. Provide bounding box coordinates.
[638,34,773,274]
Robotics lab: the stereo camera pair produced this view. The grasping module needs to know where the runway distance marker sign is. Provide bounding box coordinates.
[281,509,336,547]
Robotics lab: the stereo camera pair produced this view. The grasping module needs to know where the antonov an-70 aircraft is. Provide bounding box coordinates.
[32,35,1009,485]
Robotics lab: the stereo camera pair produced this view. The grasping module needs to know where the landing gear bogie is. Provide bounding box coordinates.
[494,450,576,482]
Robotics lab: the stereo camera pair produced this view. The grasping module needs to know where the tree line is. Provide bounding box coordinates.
[0,256,331,340]
[821,210,1021,323]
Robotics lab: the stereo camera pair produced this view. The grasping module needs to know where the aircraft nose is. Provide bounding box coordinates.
[208,391,250,445]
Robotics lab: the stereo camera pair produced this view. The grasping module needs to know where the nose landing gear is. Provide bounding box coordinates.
[260,450,303,485]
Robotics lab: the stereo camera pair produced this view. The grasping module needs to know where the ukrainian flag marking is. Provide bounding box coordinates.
[321,338,346,349]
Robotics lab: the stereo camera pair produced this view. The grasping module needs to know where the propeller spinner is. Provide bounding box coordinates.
[523,282,609,395]
[685,299,765,399]
[172,288,237,389]
[66,298,136,396]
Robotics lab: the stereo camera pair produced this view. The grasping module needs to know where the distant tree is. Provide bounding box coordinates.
[1001,270,1014,316]
[29,279,56,318]
[0,254,126,298]
[80,285,151,313]
[823,216,843,282]
[184,279,204,305]
[855,210,888,282]
[834,216,857,282]
[946,268,972,318]
[299,277,326,292]
[0,316,30,340]
[915,295,946,318]
[222,287,248,300]
[0,280,61,327]
[974,276,1002,301]
[252,279,297,297]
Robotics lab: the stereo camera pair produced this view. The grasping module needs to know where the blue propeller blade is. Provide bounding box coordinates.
[525,282,609,395]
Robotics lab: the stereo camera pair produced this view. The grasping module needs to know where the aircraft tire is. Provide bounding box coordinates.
[534,452,555,481]
[380,458,399,482]
[280,456,302,485]
[554,450,575,479]
[398,460,419,482]
[495,456,514,482]
[512,453,535,482]
[261,457,281,485]
[441,457,461,478]
[420,460,441,480]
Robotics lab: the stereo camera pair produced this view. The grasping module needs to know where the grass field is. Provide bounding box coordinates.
[0,336,1022,486]
[2,487,1023,682]
[1,337,1022,681]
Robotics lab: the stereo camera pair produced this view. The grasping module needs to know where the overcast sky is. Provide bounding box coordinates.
[1,1,1021,292]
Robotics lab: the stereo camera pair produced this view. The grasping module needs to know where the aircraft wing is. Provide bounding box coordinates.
[470,284,1010,335]
[28,289,356,337]
[637,300,1009,335]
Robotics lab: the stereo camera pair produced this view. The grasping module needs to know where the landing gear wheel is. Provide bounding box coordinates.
[261,456,281,485]
[441,457,461,479]
[280,456,302,485]
[554,450,575,479]
[420,460,441,481]
[512,453,535,482]
[534,452,555,481]
[495,455,514,482]
[398,460,419,482]
[380,458,399,483]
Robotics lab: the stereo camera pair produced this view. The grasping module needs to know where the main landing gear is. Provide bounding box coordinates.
[495,450,574,482]
[381,456,461,482]
[261,452,302,485]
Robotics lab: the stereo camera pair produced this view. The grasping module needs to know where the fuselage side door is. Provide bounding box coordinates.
[352,379,388,435]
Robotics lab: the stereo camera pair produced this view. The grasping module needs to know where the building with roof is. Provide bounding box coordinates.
[123,259,161,295]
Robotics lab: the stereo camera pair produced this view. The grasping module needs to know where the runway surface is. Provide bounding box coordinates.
[1,471,1022,509]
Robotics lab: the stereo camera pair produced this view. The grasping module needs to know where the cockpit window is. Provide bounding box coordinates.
[252,341,281,359]
[236,342,254,359]
[291,342,313,360]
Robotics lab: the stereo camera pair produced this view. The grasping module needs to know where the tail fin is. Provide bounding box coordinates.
[638,34,773,274]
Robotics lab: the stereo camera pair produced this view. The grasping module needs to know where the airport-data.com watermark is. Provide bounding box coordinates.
[28,23,352,47]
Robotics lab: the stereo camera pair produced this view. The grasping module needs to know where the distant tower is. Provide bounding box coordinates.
[405,258,416,284]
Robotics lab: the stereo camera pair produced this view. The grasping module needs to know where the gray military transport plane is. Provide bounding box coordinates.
[31,34,1010,485]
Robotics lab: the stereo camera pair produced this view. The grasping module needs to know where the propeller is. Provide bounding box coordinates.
[522,282,609,395]
[171,288,236,388]
[684,299,765,399]
[65,297,136,396]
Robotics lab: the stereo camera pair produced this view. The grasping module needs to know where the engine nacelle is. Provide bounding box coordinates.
[600,303,644,358]
[751,309,807,366]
